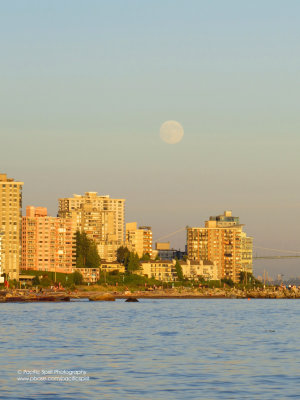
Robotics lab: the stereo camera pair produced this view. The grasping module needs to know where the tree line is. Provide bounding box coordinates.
[75,232,151,274]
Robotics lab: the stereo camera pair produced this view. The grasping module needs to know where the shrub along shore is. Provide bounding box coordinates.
[1,270,299,301]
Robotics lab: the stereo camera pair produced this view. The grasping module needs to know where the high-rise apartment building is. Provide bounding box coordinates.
[58,192,125,261]
[0,173,23,280]
[0,231,4,283]
[187,211,253,282]
[125,222,152,258]
[21,206,75,274]
[241,232,253,273]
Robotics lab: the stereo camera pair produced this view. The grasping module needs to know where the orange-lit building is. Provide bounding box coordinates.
[58,192,125,261]
[0,173,23,280]
[125,222,152,258]
[187,211,253,283]
[75,267,100,283]
[21,206,75,274]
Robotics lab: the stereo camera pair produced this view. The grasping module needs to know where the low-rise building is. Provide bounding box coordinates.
[100,261,125,274]
[155,242,171,250]
[139,260,176,282]
[75,268,100,283]
[139,258,220,282]
[154,243,186,260]
[180,259,220,281]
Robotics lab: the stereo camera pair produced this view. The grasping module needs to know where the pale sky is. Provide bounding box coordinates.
[1,1,300,271]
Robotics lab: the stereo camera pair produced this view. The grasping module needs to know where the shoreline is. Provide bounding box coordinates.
[1,286,300,302]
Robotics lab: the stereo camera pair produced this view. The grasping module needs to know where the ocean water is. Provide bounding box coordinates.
[1,299,300,400]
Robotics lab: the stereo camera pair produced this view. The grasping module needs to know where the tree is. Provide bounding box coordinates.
[221,278,234,287]
[175,260,184,281]
[140,253,151,261]
[76,231,101,268]
[126,252,141,273]
[116,246,130,264]
[239,271,261,286]
[73,270,83,285]
[32,275,40,286]
[86,241,101,267]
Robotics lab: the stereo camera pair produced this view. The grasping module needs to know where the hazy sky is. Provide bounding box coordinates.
[1,1,300,260]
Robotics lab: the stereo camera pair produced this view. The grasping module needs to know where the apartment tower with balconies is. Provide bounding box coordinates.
[58,192,125,261]
[21,206,75,274]
[0,173,23,280]
[125,222,153,258]
[187,211,253,282]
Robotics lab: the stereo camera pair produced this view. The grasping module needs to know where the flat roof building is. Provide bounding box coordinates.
[0,173,23,280]
[126,223,152,258]
[187,211,253,282]
[22,206,75,274]
[58,192,125,262]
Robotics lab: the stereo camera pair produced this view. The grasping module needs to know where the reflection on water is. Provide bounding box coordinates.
[1,299,300,399]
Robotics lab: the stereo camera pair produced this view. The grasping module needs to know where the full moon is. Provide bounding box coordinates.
[160,120,184,144]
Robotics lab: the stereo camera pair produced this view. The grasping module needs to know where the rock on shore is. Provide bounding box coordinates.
[89,294,115,301]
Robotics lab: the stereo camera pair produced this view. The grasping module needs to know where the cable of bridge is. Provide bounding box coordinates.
[154,227,300,255]
[253,246,300,254]
[155,227,187,242]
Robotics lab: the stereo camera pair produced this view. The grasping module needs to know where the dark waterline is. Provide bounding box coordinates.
[1,299,300,399]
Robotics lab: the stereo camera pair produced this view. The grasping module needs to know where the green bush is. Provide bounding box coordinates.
[221,278,235,287]
[20,269,85,288]
[97,272,162,288]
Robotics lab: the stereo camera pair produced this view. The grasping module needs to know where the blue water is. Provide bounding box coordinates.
[1,299,300,399]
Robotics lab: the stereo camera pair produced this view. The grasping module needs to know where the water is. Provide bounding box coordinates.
[1,299,300,399]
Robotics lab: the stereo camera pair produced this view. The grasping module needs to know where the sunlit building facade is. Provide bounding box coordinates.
[180,259,219,281]
[0,173,23,280]
[58,192,125,261]
[125,222,152,258]
[240,232,253,273]
[187,211,253,282]
[0,232,4,283]
[139,260,176,282]
[75,267,100,283]
[21,206,75,274]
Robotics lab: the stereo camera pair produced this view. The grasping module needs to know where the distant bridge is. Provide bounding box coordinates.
[154,228,300,260]
[253,246,300,260]
[254,256,300,259]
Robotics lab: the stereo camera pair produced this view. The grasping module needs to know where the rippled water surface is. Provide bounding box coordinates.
[1,299,300,399]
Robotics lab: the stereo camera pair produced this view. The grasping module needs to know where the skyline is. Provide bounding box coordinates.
[2,4,300,400]
[7,171,300,253]
[1,1,300,257]
[3,170,299,280]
